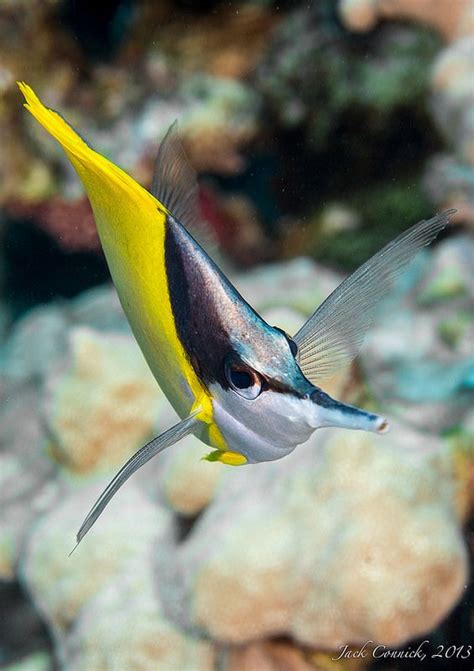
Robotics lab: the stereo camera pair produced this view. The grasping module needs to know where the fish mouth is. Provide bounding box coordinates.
[309,388,389,434]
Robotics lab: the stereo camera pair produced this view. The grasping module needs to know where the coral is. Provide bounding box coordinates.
[256,3,440,144]
[339,0,472,42]
[7,197,100,253]
[141,3,278,80]
[223,640,318,671]
[425,35,474,222]
[360,235,474,431]
[2,652,51,671]
[45,327,164,474]
[0,1,82,205]
[338,0,474,225]
[1,2,262,256]
[0,247,471,667]
[22,483,215,671]
[160,428,466,648]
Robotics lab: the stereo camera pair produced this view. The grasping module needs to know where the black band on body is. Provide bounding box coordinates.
[164,214,231,387]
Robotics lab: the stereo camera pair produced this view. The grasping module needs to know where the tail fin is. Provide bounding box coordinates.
[18,82,156,205]
[19,82,92,162]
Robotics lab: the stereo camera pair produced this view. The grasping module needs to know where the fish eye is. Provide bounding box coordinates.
[224,357,262,400]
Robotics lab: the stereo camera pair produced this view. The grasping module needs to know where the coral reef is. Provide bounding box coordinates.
[361,234,474,432]
[1,246,472,668]
[338,0,474,226]
[1,1,264,263]
[339,0,472,42]
[426,34,474,223]
[1,2,473,667]
[257,4,440,142]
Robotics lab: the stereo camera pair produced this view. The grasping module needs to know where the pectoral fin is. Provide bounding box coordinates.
[294,210,456,383]
[72,412,200,550]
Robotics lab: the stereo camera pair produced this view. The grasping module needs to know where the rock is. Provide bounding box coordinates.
[235,257,340,317]
[223,640,316,671]
[21,483,170,631]
[44,327,164,474]
[339,0,472,42]
[21,483,214,671]
[160,435,225,516]
[0,250,470,667]
[1,652,52,671]
[418,235,474,303]
[158,429,467,650]
[69,285,128,333]
[0,388,57,579]
[0,306,68,382]
[360,236,474,430]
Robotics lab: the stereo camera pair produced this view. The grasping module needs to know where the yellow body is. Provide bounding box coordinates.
[19,83,232,453]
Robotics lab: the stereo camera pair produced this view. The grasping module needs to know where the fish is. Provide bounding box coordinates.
[18,82,455,547]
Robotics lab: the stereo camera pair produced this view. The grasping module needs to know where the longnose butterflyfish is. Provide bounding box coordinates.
[19,82,455,547]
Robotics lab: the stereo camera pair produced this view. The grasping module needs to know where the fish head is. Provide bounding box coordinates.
[209,321,389,464]
[162,214,389,465]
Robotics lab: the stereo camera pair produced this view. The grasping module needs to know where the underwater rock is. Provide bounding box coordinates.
[69,285,126,333]
[0,305,68,383]
[158,428,467,649]
[338,0,474,223]
[0,387,58,579]
[45,327,163,474]
[223,640,316,671]
[339,0,472,42]
[1,653,52,671]
[22,484,215,671]
[0,248,471,666]
[256,3,439,143]
[426,35,474,222]
[360,236,474,430]
[235,257,340,317]
[160,435,225,517]
[424,155,474,227]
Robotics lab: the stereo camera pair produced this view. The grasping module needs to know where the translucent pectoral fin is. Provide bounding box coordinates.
[71,412,200,551]
[294,210,456,384]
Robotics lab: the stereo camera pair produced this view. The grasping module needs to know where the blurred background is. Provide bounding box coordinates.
[0,1,473,670]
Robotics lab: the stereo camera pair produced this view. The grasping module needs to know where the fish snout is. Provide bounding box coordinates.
[309,387,389,434]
